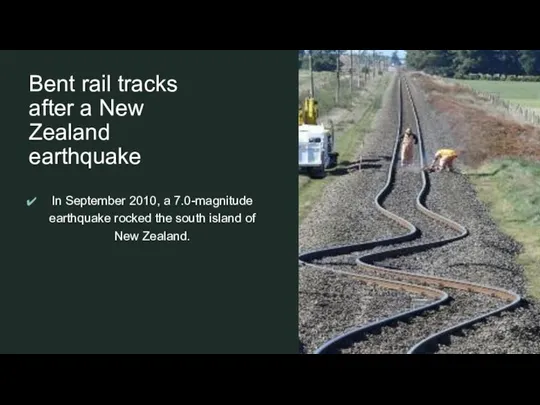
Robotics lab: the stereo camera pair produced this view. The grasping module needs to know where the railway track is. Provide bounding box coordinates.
[298,73,522,354]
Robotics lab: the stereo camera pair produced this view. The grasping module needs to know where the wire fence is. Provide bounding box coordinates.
[438,77,540,127]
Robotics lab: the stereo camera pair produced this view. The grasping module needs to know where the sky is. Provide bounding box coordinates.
[377,50,406,58]
[302,50,407,59]
[341,50,406,59]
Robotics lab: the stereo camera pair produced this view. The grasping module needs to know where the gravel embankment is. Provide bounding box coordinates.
[299,73,418,352]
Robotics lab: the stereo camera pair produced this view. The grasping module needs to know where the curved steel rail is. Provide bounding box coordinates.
[298,73,521,354]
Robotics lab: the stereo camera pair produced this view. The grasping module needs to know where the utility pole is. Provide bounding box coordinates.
[358,50,366,87]
[308,50,315,98]
[357,50,362,87]
[372,50,376,78]
[364,51,370,82]
[349,49,354,98]
[335,51,340,105]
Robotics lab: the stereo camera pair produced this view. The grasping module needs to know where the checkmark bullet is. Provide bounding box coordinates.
[27,197,37,206]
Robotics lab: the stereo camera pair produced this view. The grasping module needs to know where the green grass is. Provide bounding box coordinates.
[465,158,540,300]
[454,79,540,111]
[298,74,388,223]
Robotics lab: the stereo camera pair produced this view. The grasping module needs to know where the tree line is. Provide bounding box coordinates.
[405,50,540,80]
[298,50,342,71]
[298,50,394,72]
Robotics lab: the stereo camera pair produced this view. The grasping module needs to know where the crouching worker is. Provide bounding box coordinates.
[400,128,418,167]
[428,148,459,172]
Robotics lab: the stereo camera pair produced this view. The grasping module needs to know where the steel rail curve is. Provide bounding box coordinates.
[298,73,522,355]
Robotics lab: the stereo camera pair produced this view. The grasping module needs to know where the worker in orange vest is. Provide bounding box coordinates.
[427,148,459,172]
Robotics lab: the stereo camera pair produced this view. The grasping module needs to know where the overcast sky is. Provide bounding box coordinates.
[341,50,406,58]
[377,50,406,58]
[302,50,407,58]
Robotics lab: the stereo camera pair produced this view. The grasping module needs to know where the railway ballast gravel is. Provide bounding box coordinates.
[340,290,502,354]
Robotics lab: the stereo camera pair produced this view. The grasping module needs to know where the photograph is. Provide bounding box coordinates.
[298,50,540,354]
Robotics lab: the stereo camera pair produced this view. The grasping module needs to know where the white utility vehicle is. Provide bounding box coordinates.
[298,123,338,178]
[298,97,338,179]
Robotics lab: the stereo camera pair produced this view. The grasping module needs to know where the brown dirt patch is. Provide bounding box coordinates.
[413,74,540,168]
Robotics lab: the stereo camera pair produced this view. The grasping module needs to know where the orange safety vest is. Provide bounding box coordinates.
[436,149,457,158]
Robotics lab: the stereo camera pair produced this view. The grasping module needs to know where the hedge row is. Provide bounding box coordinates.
[453,73,540,82]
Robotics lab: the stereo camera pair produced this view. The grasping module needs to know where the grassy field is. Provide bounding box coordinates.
[298,73,389,222]
[299,70,335,109]
[299,70,334,92]
[454,79,540,112]
[465,159,540,299]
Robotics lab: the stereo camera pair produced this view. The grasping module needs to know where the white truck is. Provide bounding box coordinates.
[298,121,338,179]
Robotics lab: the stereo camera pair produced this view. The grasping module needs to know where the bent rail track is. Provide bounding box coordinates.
[298,73,521,354]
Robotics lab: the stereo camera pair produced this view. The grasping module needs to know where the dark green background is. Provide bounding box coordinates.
[0,50,298,353]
